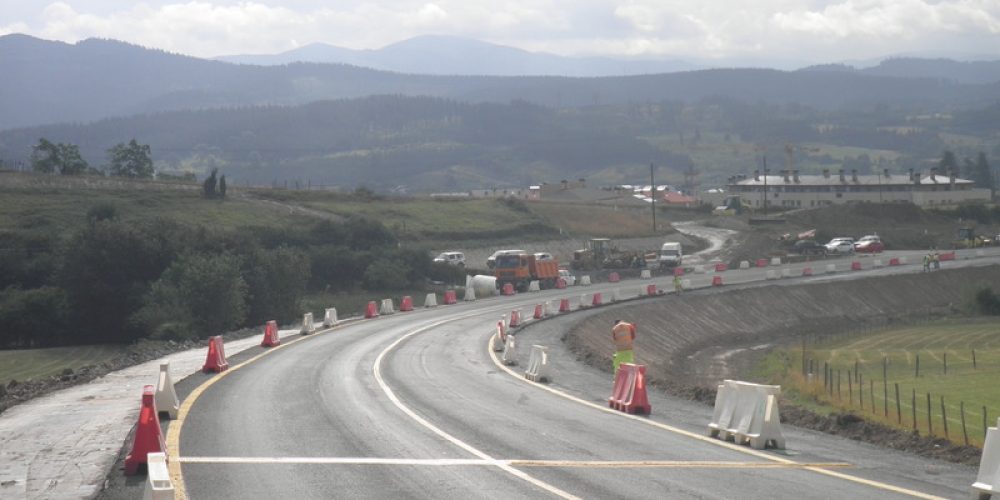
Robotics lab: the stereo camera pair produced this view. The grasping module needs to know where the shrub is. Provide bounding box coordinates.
[0,286,68,348]
[974,286,1000,315]
[242,246,310,324]
[363,258,409,290]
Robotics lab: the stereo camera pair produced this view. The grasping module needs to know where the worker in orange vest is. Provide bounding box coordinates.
[612,319,636,375]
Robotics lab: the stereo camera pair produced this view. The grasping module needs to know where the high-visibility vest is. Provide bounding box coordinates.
[612,322,635,351]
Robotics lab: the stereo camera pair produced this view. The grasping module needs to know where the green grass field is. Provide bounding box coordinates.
[756,319,1000,447]
[0,344,126,382]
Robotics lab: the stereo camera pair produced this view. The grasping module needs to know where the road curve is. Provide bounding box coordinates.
[176,248,1000,499]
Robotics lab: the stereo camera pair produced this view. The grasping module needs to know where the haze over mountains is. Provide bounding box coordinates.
[2,33,999,192]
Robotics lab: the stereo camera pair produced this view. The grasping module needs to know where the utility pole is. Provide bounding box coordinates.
[650,163,656,233]
[762,156,768,217]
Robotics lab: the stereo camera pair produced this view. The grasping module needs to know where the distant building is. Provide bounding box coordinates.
[726,168,990,208]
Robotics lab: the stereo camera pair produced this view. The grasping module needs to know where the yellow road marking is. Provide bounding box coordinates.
[165,322,349,500]
[487,335,946,500]
[176,456,851,469]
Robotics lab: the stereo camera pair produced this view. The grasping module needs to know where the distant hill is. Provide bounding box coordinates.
[217,35,699,76]
[3,34,1000,131]
[800,57,1000,84]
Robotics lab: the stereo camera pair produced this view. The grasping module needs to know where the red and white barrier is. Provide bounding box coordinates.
[323,308,338,326]
[379,298,396,315]
[501,283,516,295]
[509,309,522,328]
[424,293,438,307]
[646,284,657,296]
[715,262,728,272]
[580,275,592,286]
[443,290,458,305]
[851,261,862,271]
[528,280,541,292]
[608,272,620,282]
[592,292,603,306]
[524,345,551,383]
[124,385,167,475]
[400,296,413,312]
[261,320,280,347]
[608,363,651,414]
[559,298,571,313]
[201,336,228,373]
[756,258,768,267]
[802,267,813,276]
[712,275,723,287]
[500,334,517,366]
[640,269,652,279]
[533,303,544,319]
[739,260,750,270]
[155,362,179,420]
[365,301,378,318]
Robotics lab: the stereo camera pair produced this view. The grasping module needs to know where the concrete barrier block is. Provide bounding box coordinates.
[682,279,691,289]
[694,265,705,274]
[524,345,551,383]
[579,294,589,308]
[528,280,541,292]
[765,270,777,280]
[143,452,174,500]
[770,257,781,266]
[977,250,985,257]
[379,298,396,315]
[972,418,1000,499]
[900,256,908,265]
[640,269,652,279]
[612,288,622,302]
[580,275,592,286]
[825,263,836,274]
[300,312,315,334]
[873,259,883,268]
[546,300,558,316]
[424,293,438,307]
[463,286,477,301]
[781,268,791,279]
[501,335,517,366]
[323,307,338,327]
[154,362,179,420]
[739,260,750,270]
[707,383,730,438]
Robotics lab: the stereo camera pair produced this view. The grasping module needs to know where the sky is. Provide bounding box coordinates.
[1,1,999,67]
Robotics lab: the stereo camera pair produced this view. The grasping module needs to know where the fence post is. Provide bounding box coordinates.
[973,349,977,370]
[941,396,949,439]
[943,352,947,375]
[855,360,859,383]
[893,382,903,425]
[848,370,853,404]
[837,369,841,400]
[927,393,933,436]
[870,379,875,415]
[915,354,919,377]
[985,406,989,441]
[824,362,828,389]
[912,389,917,431]
[859,373,864,409]
[961,401,969,446]
[883,357,888,417]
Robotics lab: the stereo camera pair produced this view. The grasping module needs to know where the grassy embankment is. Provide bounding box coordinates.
[755,318,1000,447]
[0,344,126,381]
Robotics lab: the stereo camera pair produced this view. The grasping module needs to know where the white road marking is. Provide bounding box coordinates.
[178,457,852,469]
[374,316,582,500]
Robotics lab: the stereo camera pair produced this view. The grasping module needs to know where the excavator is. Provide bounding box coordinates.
[712,195,753,216]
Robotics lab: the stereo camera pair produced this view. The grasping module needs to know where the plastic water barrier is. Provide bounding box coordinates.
[707,380,785,450]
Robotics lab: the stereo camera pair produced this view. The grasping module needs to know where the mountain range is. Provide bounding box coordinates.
[3,34,1000,133]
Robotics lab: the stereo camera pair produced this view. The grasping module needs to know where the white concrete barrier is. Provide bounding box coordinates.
[300,312,315,334]
[739,260,750,270]
[694,265,705,274]
[501,335,517,366]
[708,380,785,450]
[612,288,622,302]
[825,263,836,274]
[765,270,777,280]
[781,268,792,279]
[493,321,506,352]
[972,418,1000,499]
[545,300,557,316]
[528,280,541,292]
[154,362,178,420]
[580,275,592,286]
[579,294,589,308]
[143,452,174,500]
[682,279,691,289]
[770,257,781,266]
[424,293,438,307]
[379,298,396,315]
[323,307,338,327]
[640,269,652,279]
[977,250,985,258]
[524,345,551,383]
[873,259,883,268]
[900,256,908,265]
[463,286,477,301]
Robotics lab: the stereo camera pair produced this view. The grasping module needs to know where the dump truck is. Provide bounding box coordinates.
[494,253,560,292]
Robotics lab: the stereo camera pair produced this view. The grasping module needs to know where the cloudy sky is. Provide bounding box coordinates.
[2,1,999,66]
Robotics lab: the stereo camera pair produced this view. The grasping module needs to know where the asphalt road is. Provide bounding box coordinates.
[174,248,1000,499]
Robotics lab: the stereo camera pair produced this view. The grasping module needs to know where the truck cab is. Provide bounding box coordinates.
[495,253,560,292]
[658,242,683,268]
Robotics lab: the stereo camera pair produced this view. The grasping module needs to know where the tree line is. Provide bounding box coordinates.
[0,204,461,348]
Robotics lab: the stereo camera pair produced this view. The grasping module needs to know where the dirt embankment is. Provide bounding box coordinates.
[565,265,1000,464]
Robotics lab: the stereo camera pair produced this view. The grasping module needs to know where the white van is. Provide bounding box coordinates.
[658,242,683,268]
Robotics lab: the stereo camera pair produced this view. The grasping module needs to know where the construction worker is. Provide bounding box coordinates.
[932,250,940,270]
[673,274,683,293]
[922,253,930,272]
[612,319,636,375]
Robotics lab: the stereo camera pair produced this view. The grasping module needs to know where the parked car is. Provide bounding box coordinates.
[854,235,885,253]
[558,269,576,286]
[487,249,526,269]
[792,240,827,255]
[825,237,855,255]
[433,251,465,267]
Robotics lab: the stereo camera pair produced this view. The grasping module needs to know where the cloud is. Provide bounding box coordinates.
[5,1,1000,64]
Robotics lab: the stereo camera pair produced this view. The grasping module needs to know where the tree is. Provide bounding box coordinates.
[30,138,88,175]
[939,150,958,174]
[107,139,153,178]
[219,174,227,198]
[974,152,994,199]
[203,168,218,198]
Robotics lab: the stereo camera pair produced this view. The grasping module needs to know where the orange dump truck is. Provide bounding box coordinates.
[494,253,560,292]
